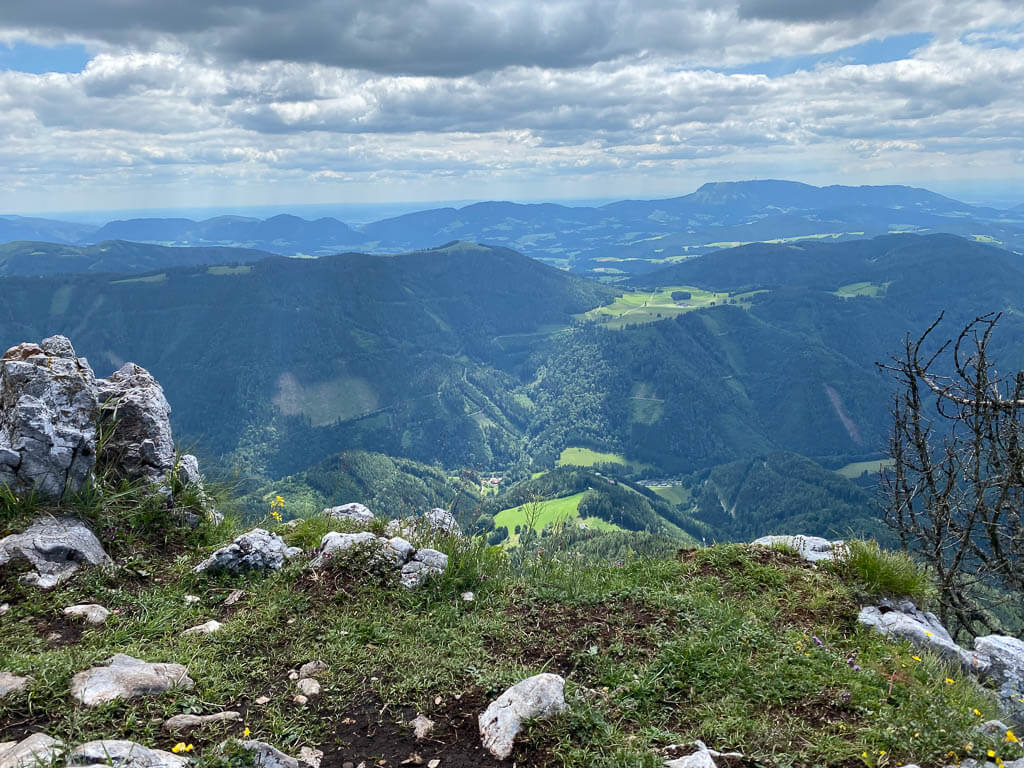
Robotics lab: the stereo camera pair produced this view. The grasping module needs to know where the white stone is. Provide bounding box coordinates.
[194,528,299,573]
[410,714,434,740]
[751,534,844,562]
[858,603,961,660]
[183,620,223,635]
[0,734,62,768]
[234,741,302,768]
[0,516,111,589]
[292,694,308,705]
[298,748,322,768]
[298,660,328,679]
[310,531,380,567]
[0,671,30,698]
[462,591,475,602]
[478,673,567,760]
[323,503,375,524]
[183,595,200,604]
[296,678,321,697]
[68,740,187,768]
[64,604,110,625]
[163,711,242,732]
[70,654,194,707]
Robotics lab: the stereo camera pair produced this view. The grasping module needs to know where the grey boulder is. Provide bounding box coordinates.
[231,740,309,768]
[64,604,111,625]
[751,534,844,562]
[95,363,174,484]
[0,671,30,699]
[70,654,194,707]
[0,515,111,589]
[194,528,301,574]
[0,734,63,768]
[478,673,567,760]
[973,634,1024,725]
[68,741,187,768]
[858,601,962,661]
[323,503,375,524]
[0,336,98,500]
[400,548,448,588]
[386,507,463,541]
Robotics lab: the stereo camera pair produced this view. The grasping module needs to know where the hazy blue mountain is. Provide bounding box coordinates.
[0,215,98,244]
[93,213,359,256]
[0,240,274,276]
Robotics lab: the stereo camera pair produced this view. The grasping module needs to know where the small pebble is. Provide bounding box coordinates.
[183,595,200,604]
[461,592,474,602]
[254,696,271,705]
[296,678,321,697]
[288,669,299,680]
[0,603,9,615]
[223,589,245,606]
[299,747,323,768]
[298,660,328,679]
[293,694,308,705]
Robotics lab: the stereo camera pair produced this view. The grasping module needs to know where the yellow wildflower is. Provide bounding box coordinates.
[1006,730,1018,744]
[912,656,921,661]
[945,677,955,684]
[171,743,193,754]
[243,727,250,737]
[973,708,982,717]
[988,749,996,758]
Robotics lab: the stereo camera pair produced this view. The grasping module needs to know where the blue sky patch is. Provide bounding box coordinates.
[723,33,932,77]
[0,41,91,74]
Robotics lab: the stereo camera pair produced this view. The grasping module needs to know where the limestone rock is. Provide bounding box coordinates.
[973,634,1024,725]
[323,503,375,524]
[68,741,187,768]
[162,710,241,732]
[0,671,30,698]
[0,516,111,589]
[751,534,844,562]
[70,654,194,707]
[858,601,961,661]
[295,678,321,697]
[95,363,174,483]
[0,336,99,501]
[298,747,322,768]
[478,673,567,760]
[386,507,463,541]
[298,660,328,679]
[309,531,381,567]
[663,741,745,768]
[410,714,434,740]
[176,453,203,488]
[64,604,111,625]
[234,740,302,768]
[183,620,223,635]
[400,549,448,588]
[0,734,62,768]
[194,528,300,574]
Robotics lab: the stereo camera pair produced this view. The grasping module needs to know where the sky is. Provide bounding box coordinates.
[1,0,1022,214]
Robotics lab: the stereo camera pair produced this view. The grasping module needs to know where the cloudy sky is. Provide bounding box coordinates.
[1,0,1022,214]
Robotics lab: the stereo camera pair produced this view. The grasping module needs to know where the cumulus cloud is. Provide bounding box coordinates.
[0,1,1023,210]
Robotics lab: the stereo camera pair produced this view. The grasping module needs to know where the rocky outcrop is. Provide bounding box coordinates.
[478,673,567,760]
[232,740,309,768]
[95,363,175,484]
[70,654,194,707]
[0,734,63,768]
[751,534,845,562]
[0,516,111,589]
[386,507,463,541]
[67,741,187,768]
[309,530,447,587]
[323,502,375,524]
[859,600,1024,725]
[193,528,302,574]
[0,336,98,500]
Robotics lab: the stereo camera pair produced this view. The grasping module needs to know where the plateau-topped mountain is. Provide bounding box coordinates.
[4,180,1023,276]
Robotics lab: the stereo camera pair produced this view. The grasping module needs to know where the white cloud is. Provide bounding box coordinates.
[0,1,1022,210]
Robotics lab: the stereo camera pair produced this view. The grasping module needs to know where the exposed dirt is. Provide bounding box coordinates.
[34,611,84,647]
[319,690,547,768]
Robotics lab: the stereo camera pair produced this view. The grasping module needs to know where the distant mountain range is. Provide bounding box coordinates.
[3,180,1022,277]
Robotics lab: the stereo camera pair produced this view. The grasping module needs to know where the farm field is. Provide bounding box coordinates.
[557,447,631,468]
[836,458,896,478]
[579,285,765,329]
[493,491,621,545]
[833,281,889,298]
[649,485,692,506]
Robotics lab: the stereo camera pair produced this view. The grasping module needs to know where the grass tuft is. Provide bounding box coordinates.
[829,538,936,602]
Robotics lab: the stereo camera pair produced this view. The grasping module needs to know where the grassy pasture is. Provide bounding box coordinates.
[833,281,890,298]
[557,447,631,468]
[836,458,896,478]
[579,286,764,329]
[649,485,692,506]
[494,491,620,546]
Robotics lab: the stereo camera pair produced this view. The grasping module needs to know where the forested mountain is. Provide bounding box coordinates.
[0,240,274,276]
[0,241,615,477]
[1,232,1022,541]
[4,181,1023,276]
